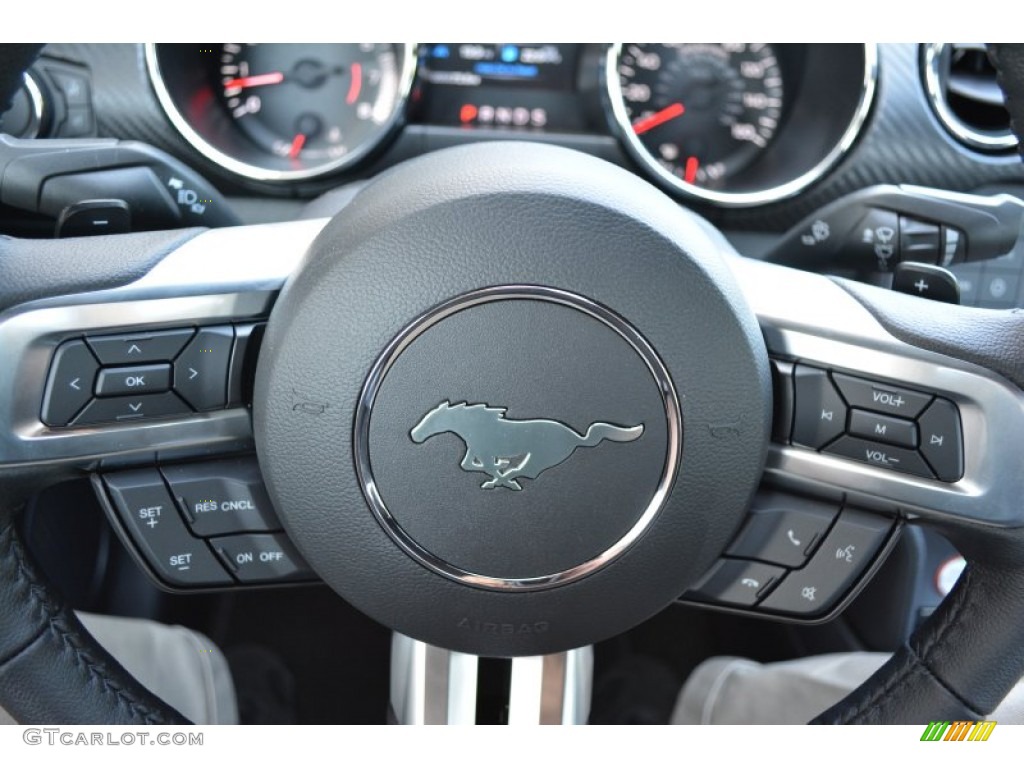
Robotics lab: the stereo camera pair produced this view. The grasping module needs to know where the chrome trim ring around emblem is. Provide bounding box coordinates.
[354,286,683,592]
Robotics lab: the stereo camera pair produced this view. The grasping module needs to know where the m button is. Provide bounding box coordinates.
[848,409,917,448]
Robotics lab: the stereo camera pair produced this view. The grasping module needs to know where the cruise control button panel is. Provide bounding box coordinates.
[103,469,232,587]
[778,361,965,483]
[98,457,314,591]
[40,322,264,427]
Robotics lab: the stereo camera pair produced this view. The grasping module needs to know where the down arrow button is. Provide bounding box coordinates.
[173,326,234,411]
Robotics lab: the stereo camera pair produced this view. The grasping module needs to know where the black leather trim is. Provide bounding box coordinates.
[0,521,187,724]
[815,562,1024,723]
[833,277,1024,390]
[0,228,204,316]
[990,44,1024,159]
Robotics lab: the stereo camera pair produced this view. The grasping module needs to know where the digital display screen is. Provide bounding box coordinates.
[413,43,584,131]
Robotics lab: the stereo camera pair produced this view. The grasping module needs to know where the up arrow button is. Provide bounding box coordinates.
[86,328,194,365]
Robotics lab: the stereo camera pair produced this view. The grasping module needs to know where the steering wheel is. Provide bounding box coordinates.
[2,44,1024,726]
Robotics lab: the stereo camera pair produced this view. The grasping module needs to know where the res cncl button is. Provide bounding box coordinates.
[161,457,281,537]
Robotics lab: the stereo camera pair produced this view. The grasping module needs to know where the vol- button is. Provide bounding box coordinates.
[824,435,934,478]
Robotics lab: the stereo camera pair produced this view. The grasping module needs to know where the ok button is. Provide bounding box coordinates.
[95,363,172,396]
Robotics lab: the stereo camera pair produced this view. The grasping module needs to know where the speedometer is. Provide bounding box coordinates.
[609,43,784,201]
[147,44,416,182]
[607,44,878,207]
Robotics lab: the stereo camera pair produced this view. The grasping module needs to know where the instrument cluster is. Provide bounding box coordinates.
[147,43,876,207]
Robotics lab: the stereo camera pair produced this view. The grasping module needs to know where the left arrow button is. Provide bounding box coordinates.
[41,340,99,426]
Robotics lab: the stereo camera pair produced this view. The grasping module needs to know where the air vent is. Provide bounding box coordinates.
[923,43,1017,151]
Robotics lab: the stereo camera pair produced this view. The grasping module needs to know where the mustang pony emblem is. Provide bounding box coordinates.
[410,401,644,491]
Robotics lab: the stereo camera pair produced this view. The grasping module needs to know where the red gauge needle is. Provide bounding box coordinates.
[346,62,363,104]
[223,72,285,90]
[684,156,700,184]
[287,134,306,159]
[632,102,685,135]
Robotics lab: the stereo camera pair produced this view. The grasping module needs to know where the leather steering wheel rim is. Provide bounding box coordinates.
[1,44,1024,725]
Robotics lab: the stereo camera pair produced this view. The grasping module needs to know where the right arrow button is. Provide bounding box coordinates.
[917,397,964,482]
[173,326,235,411]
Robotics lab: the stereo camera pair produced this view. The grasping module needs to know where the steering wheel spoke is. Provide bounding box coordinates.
[733,255,1024,530]
[0,219,324,472]
[390,633,592,725]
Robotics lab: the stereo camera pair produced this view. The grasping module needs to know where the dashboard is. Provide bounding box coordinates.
[4,43,1024,308]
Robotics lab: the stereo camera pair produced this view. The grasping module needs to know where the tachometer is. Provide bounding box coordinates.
[609,43,784,201]
[147,44,416,182]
